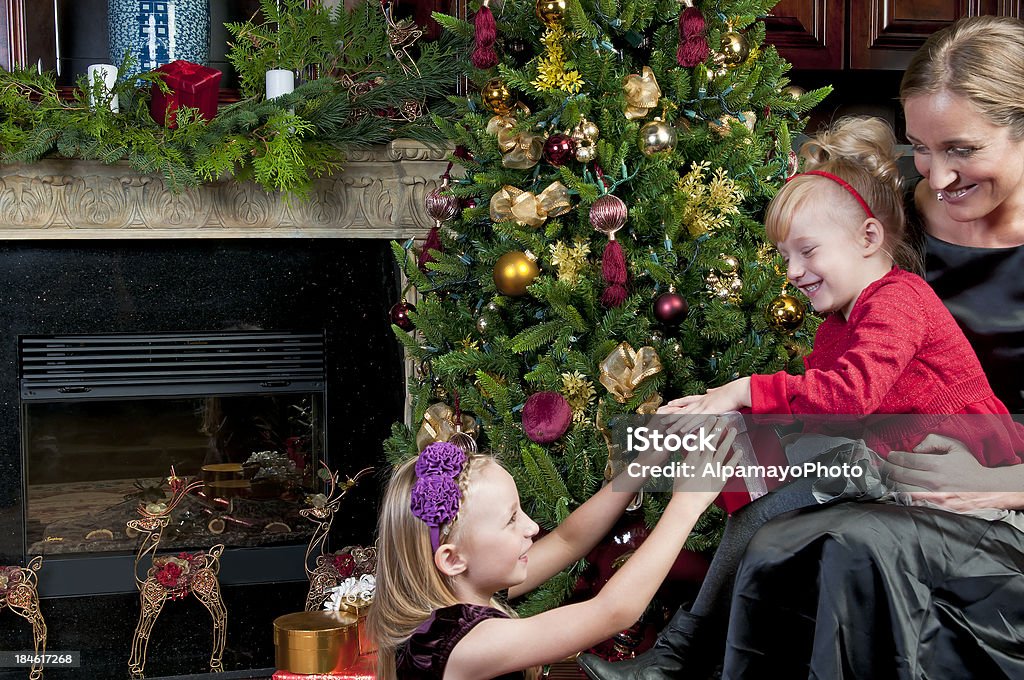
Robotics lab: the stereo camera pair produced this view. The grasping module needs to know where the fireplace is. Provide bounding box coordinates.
[21,331,327,586]
[0,239,405,677]
[0,147,440,678]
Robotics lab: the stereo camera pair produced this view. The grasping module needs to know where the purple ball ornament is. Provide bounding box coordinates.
[543,133,576,167]
[589,195,628,235]
[654,291,689,326]
[425,184,461,224]
[522,391,573,444]
[389,301,417,332]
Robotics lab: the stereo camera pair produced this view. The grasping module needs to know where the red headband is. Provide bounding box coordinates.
[787,170,875,219]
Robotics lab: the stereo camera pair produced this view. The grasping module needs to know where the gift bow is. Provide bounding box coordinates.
[486,115,546,169]
[415,402,479,452]
[623,66,662,120]
[323,574,376,612]
[490,182,572,228]
[599,342,664,403]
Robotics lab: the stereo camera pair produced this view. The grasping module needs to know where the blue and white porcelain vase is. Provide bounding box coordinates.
[108,0,210,76]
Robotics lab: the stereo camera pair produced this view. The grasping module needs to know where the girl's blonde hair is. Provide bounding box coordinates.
[368,452,511,680]
[901,15,1024,140]
[765,116,920,272]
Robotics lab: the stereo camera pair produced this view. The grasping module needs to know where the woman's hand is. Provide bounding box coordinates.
[885,434,1024,511]
[663,377,752,415]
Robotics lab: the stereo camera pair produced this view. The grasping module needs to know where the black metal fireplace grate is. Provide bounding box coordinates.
[19,331,325,400]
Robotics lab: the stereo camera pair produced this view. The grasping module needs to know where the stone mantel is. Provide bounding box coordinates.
[0,140,449,239]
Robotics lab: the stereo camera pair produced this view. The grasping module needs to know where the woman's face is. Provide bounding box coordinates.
[904,91,1024,225]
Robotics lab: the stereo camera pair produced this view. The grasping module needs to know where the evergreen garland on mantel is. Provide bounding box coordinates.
[0,0,461,197]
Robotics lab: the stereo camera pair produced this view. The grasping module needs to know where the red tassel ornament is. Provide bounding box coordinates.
[677,6,710,67]
[471,0,499,69]
[601,240,628,307]
[590,194,629,307]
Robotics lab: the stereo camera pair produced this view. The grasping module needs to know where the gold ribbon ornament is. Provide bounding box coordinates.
[415,402,480,452]
[623,67,662,120]
[599,342,664,403]
[489,182,572,228]
[486,115,546,169]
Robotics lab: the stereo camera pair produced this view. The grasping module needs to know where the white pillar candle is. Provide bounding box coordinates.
[265,68,295,100]
[86,63,119,112]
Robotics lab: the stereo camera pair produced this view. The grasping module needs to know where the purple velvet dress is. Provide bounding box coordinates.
[396,604,524,679]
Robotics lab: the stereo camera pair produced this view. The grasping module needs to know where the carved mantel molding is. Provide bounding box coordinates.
[0,140,449,240]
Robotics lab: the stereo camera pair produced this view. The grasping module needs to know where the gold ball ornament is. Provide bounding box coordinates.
[638,117,677,156]
[767,293,806,333]
[493,251,540,296]
[720,254,740,273]
[574,143,597,163]
[781,84,806,99]
[535,0,566,26]
[481,78,514,116]
[718,30,750,68]
[571,118,600,163]
[577,119,599,140]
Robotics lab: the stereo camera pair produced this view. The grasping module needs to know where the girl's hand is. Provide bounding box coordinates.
[665,377,752,415]
[672,416,738,505]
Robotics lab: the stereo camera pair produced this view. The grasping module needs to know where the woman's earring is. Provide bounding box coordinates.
[936,192,944,202]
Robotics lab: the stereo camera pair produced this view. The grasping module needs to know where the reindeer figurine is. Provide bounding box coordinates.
[127,469,226,678]
[0,556,46,680]
[299,466,374,611]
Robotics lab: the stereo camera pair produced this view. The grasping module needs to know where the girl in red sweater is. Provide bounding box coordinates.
[665,116,1023,467]
[577,115,1023,680]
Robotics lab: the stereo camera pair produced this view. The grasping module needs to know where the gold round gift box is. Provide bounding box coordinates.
[273,610,359,674]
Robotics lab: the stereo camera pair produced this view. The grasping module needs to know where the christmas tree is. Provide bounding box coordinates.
[385,0,828,614]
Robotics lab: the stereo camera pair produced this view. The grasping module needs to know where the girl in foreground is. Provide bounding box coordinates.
[368,424,735,680]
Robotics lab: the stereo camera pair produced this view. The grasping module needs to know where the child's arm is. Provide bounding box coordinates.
[446,430,737,680]
[663,376,751,415]
[508,414,713,598]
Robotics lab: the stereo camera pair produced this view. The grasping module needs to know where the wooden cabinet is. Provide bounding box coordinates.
[764,0,845,70]
[767,0,1023,71]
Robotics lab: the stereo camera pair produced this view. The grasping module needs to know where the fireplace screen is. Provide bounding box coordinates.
[20,332,326,556]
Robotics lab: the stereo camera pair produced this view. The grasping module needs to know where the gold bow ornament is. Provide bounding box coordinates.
[599,342,664,403]
[623,66,662,120]
[415,402,480,452]
[489,182,573,229]
[485,115,546,169]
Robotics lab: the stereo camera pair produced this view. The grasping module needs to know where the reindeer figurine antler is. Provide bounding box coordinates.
[299,465,374,610]
[127,468,227,678]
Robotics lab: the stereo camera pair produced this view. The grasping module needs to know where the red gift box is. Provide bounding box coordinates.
[149,60,222,128]
[273,652,376,680]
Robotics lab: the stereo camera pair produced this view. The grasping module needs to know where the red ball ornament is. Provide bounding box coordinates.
[389,301,416,332]
[521,391,573,443]
[543,134,576,167]
[654,291,689,325]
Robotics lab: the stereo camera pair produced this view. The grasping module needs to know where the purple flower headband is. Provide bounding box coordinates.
[410,442,467,551]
